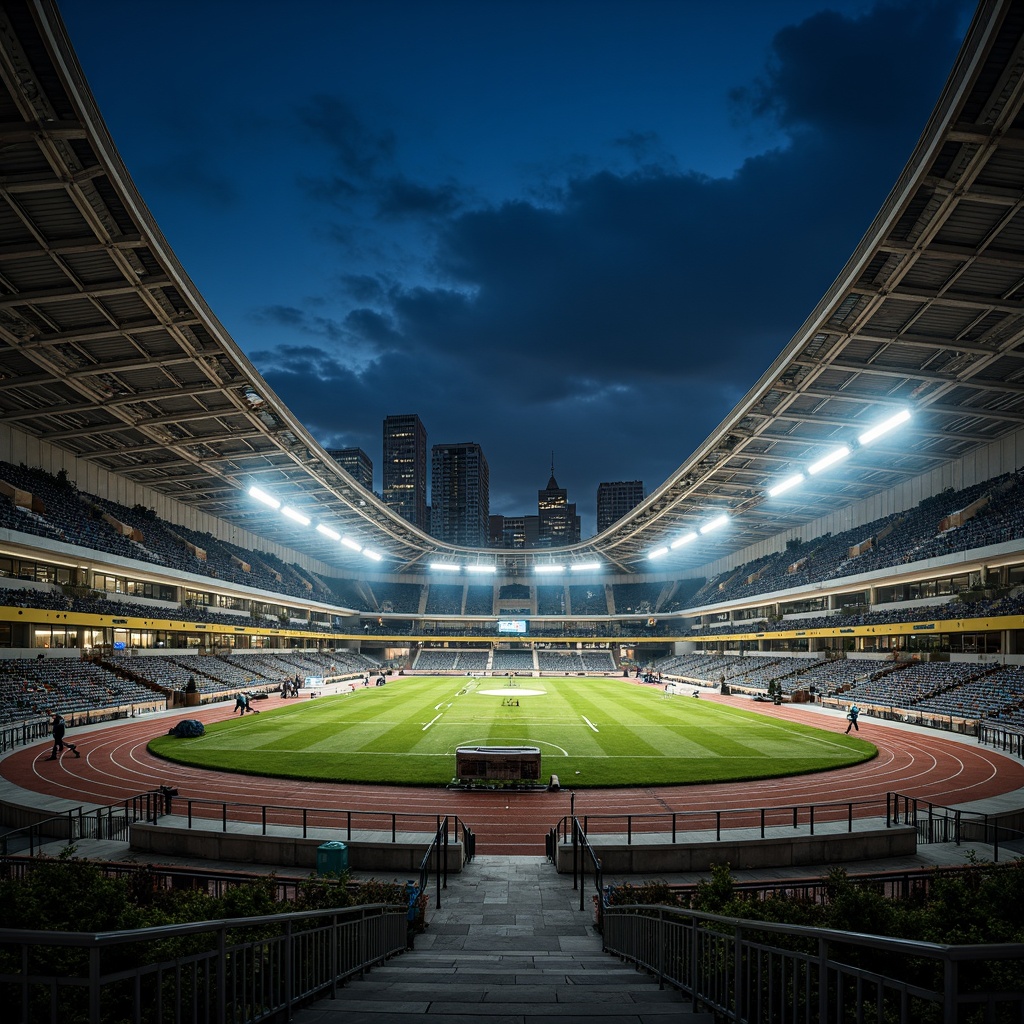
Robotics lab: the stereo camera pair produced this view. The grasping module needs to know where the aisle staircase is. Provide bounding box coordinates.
[291,854,712,1022]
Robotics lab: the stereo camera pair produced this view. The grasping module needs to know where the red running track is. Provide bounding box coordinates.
[5,693,1024,855]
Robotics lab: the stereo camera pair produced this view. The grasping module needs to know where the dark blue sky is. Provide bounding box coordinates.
[61,0,974,537]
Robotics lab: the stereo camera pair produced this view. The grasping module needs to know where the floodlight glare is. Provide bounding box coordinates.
[648,546,669,560]
[700,514,729,535]
[316,524,340,541]
[534,564,564,574]
[363,548,382,561]
[430,563,461,572]
[467,564,496,573]
[570,562,601,572]
[340,536,362,552]
[858,408,911,446]
[669,531,698,549]
[768,473,804,497]
[248,486,280,509]
[281,506,310,526]
[807,445,851,475]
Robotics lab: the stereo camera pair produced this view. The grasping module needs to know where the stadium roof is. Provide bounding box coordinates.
[2,0,1024,576]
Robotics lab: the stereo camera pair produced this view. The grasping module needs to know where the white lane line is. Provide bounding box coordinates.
[423,714,442,731]
[583,716,599,733]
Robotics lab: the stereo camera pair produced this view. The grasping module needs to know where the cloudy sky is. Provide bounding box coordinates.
[60,0,974,537]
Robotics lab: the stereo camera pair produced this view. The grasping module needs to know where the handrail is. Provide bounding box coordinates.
[571,816,603,922]
[601,901,1024,1023]
[0,901,408,1024]
[887,790,1024,861]
[416,816,449,913]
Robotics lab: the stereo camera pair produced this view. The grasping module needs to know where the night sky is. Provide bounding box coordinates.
[59,0,974,537]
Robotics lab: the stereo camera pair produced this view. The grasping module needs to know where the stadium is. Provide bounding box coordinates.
[3,0,1024,1020]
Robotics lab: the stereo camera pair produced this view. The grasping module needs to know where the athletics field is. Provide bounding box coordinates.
[148,675,875,787]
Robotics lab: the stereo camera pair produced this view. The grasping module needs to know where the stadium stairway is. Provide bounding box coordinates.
[290,853,713,1023]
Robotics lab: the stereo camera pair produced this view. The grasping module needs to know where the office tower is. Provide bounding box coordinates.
[597,480,645,533]
[326,447,373,492]
[431,442,489,546]
[537,458,580,546]
[382,414,428,530]
[489,514,541,549]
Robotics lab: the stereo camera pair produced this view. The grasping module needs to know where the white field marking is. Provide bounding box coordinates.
[582,716,599,733]
[434,702,445,711]
[423,714,442,731]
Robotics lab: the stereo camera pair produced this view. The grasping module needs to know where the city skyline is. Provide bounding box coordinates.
[59,0,974,536]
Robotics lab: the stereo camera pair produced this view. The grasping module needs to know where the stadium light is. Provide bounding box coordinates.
[768,472,804,498]
[281,506,310,526]
[570,561,601,572]
[648,546,669,560]
[807,445,851,476]
[669,531,697,550]
[430,563,462,572]
[858,408,911,446]
[363,548,382,561]
[248,486,280,509]
[340,536,362,552]
[700,513,729,534]
[316,524,340,541]
[467,564,496,573]
[534,564,564,574]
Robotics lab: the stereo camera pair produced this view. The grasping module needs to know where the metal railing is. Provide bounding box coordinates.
[979,721,1024,759]
[601,902,1024,1024]
[412,814,476,912]
[888,791,1024,861]
[176,797,473,846]
[550,795,886,846]
[0,902,407,1024]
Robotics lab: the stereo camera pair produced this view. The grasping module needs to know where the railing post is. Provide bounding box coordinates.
[188,799,193,828]
[848,801,853,832]
[222,802,227,832]
[88,945,101,1024]
[262,804,267,835]
[284,918,293,1018]
[760,808,765,838]
[572,817,579,891]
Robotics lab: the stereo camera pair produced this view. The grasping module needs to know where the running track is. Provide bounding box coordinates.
[5,693,1024,855]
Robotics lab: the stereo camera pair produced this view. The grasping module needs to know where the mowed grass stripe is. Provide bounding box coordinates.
[148,676,875,787]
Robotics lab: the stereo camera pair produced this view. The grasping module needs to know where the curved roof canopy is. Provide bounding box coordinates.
[2,0,1024,576]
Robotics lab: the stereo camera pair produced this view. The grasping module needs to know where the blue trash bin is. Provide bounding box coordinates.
[316,840,349,875]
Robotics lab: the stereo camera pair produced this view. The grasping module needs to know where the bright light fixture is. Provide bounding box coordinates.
[248,486,280,509]
[807,445,851,475]
[700,514,729,534]
[467,564,496,573]
[858,408,911,446]
[316,524,340,540]
[340,536,362,552]
[669,531,697,549]
[363,548,382,561]
[535,564,564,573]
[768,473,804,497]
[648,546,669,560]
[430,562,462,572]
[281,506,310,526]
[570,562,601,572]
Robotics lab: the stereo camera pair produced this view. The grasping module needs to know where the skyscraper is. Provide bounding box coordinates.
[382,414,428,530]
[431,442,489,546]
[326,447,373,492]
[597,480,645,533]
[537,458,580,546]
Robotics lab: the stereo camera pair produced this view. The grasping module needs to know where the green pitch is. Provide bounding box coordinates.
[148,676,875,787]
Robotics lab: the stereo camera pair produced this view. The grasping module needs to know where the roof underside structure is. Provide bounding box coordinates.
[2,0,1024,578]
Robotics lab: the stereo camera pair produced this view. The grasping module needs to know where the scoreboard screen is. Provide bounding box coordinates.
[497,619,528,635]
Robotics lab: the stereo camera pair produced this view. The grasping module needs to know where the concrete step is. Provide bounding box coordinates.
[292,950,715,1022]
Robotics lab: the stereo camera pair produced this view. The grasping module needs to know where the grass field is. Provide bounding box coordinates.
[148,676,876,787]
